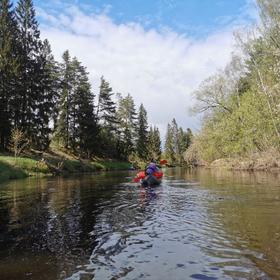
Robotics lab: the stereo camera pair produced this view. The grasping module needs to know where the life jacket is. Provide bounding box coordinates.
[135,170,163,180]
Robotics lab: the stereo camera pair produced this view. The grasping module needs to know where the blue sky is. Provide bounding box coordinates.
[34,0,254,38]
[32,0,256,133]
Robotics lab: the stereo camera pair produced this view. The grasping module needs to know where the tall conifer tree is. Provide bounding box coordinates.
[147,126,161,161]
[136,103,148,160]
[15,0,47,147]
[0,0,18,149]
[164,123,175,164]
[54,50,73,148]
[96,76,117,129]
[34,39,59,149]
[116,93,137,159]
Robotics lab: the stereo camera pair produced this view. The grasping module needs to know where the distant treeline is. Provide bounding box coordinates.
[186,0,280,163]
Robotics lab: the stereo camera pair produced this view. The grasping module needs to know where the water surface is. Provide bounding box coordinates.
[0,168,280,279]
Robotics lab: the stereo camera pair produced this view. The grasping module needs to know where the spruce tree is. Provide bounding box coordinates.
[71,57,96,156]
[147,126,161,161]
[0,0,18,150]
[15,0,45,147]
[34,39,59,149]
[164,123,175,164]
[171,118,180,163]
[54,52,97,156]
[136,103,148,160]
[116,93,137,159]
[96,76,117,128]
[185,128,193,148]
[96,77,118,156]
[54,50,74,149]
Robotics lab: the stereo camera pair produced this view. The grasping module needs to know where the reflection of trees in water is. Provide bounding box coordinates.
[66,186,159,279]
[166,167,280,187]
[0,175,126,279]
[171,167,280,279]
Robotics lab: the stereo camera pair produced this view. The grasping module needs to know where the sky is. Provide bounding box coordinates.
[33,0,257,136]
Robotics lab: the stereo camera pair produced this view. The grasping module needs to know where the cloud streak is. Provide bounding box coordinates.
[37,3,254,136]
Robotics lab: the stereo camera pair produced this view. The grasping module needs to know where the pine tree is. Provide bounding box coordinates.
[136,103,148,160]
[0,0,18,150]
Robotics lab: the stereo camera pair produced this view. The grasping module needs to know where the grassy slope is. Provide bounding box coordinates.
[0,151,131,184]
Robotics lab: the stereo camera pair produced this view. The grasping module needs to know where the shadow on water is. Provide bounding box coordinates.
[0,168,280,279]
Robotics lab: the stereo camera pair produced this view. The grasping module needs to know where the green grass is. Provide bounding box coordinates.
[0,154,131,183]
[0,156,49,174]
[96,161,132,171]
[0,160,28,183]
[61,160,131,173]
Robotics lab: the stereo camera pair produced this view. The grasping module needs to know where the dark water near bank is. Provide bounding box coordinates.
[0,168,280,280]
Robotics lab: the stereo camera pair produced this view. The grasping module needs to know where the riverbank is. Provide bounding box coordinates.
[208,153,280,172]
[0,151,131,183]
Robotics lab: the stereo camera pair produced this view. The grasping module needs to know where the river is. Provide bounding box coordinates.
[0,168,279,280]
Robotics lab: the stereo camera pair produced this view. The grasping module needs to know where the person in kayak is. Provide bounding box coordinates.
[145,161,158,176]
[133,160,163,186]
[141,160,162,186]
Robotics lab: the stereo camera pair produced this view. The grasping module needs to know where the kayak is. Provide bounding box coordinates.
[133,170,163,186]
[141,174,162,187]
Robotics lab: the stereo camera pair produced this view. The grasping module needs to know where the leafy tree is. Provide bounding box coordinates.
[9,127,29,158]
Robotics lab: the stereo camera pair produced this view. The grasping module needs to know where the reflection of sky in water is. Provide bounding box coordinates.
[0,169,279,279]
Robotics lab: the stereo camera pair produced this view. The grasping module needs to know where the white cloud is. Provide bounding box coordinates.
[38,4,253,137]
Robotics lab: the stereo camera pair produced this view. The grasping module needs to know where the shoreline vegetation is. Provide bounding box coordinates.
[1,149,279,185]
[1,0,194,180]
[197,157,280,172]
[0,149,132,184]
[190,149,280,172]
[184,1,280,167]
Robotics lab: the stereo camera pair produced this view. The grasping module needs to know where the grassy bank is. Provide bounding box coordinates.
[0,152,131,184]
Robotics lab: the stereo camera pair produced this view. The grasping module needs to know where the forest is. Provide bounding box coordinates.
[0,0,192,167]
[186,0,280,168]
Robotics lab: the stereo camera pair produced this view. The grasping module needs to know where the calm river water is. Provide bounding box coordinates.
[0,168,280,280]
